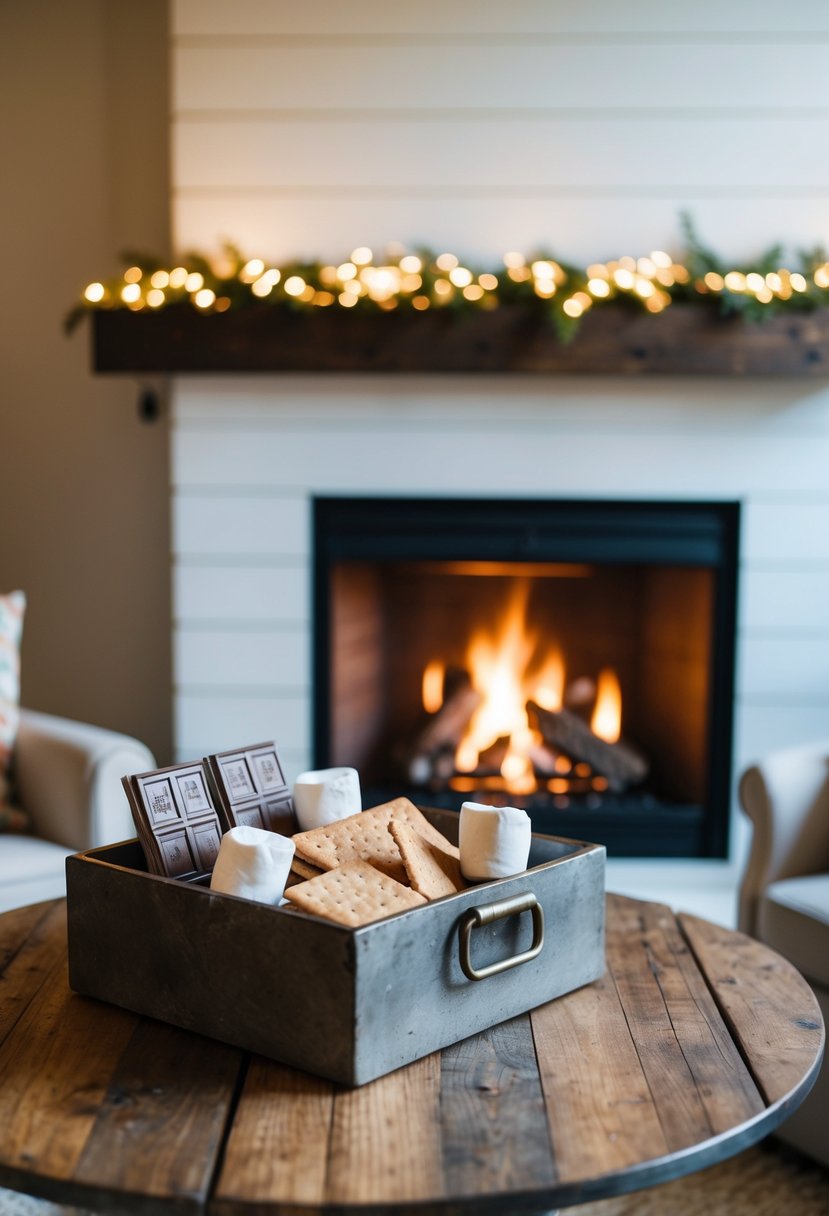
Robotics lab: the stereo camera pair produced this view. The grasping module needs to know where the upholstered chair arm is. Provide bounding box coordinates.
[737,739,829,936]
[14,709,155,852]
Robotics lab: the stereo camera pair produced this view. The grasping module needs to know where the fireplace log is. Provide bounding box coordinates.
[527,741,561,778]
[472,734,510,777]
[406,671,481,784]
[527,701,649,793]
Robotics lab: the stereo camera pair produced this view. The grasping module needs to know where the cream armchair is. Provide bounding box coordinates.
[0,708,155,914]
[738,740,829,1166]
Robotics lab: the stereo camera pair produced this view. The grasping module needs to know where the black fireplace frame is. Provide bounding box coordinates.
[312,496,740,859]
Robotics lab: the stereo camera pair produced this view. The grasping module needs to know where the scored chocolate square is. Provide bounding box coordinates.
[123,762,223,880]
[205,741,296,837]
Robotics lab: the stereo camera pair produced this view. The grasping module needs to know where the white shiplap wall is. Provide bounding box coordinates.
[170,2,829,919]
[172,0,829,261]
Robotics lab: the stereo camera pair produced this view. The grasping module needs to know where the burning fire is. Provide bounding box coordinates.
[420,580,623,794]
[591,668,622,743]
[421,659,445,714]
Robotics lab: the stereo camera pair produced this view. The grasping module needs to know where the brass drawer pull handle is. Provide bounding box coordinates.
[458,892,545,981]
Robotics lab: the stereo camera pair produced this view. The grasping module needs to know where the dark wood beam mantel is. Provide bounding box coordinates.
[91,303,829,376]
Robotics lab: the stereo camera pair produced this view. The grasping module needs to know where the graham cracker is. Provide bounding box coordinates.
[389,820,466,900]
[284,860,427,927]
[290,856,325,880]
[291,797,452,886]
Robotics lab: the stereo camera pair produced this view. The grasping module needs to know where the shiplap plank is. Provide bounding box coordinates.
[172,427,829,499]
[738,636,829,700]
[174,117,829,192]
[174,45,829,111]
[173,494,308,557]
[735,703,829,772]
[742,502,829,563]
[172,194,829,265]
[174,563,308,622]
[174,0,829,38]
[172,379,829,435]
[175,745,309,773]
[176,627,308,688]
[175,693,308,756]
[739,569,829,631]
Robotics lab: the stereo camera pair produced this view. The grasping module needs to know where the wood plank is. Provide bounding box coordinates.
[172,193,829,271]
[739,636,829,701]
[170,374,829,427]
[0,899,51,966]
[174,0,829,38]
[96,306,829,379]
[530,969,669,1181]
[173,491,307,559]
[176,695,308,762]
[174,563,308,623]
[607,895,764,1148]
[171,425,829,500]
[740,568,829,633]
[0,902,66,1047]
[177,627,308,688]
[736,705,829,778]
[325,1052,443,1206]
[439,1015,556,1200]
[173,44,829,111]
[212,1058,334,1213]
[744,502,829,564]
[678,912,825,1105]
[0,957,136,1185]
[175,117,829,193]
[74,1019,242,1211]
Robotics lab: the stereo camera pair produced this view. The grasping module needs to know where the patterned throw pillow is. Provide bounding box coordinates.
[0,590,28,832]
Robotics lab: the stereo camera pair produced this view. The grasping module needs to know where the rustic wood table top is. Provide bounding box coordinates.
[0,894,822,1216]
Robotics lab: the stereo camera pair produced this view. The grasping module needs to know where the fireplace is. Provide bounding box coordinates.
[313,497,739,859]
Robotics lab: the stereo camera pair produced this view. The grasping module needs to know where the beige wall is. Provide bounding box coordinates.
[0,0,172,763]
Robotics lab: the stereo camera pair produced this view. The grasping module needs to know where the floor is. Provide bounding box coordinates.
[605,858,739,927]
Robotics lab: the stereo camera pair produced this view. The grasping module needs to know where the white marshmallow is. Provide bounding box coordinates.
[210,826,295,905]
[459,802,532,881]
[292,766,362,832]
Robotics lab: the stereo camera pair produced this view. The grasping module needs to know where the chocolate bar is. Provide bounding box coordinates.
[122,762,223,880]
[205,742,296,837]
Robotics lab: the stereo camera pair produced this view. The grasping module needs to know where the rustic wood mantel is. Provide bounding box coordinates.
[91,303,829,376]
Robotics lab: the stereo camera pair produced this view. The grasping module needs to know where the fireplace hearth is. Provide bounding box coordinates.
[313,497,739,859]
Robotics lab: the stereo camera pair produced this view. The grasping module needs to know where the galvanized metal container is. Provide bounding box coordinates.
[66,810,605,1086]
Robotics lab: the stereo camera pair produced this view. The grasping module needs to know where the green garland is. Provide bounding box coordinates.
[66,215,829,343]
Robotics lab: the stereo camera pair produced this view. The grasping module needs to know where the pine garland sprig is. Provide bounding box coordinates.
[66,220,829,340]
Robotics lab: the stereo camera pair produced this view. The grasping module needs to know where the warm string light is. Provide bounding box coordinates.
[69,228,829,340]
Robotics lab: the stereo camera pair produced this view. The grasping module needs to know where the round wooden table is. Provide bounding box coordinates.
[0,894,822,1216]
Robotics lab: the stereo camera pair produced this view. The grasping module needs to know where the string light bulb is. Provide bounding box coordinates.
[70,230,829,344]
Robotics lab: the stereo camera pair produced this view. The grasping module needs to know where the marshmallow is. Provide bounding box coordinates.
[210,826,295,905]
[459,802,532,881]
[292,766,362,832]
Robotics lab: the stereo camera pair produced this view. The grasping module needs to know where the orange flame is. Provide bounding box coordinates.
[451,582,566,794]
[532,645,565,711]
[591,668,622,743]
[421,659,445,714]
[419,581,624,794]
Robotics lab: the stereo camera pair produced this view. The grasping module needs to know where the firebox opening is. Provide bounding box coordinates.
[313,498,739,860]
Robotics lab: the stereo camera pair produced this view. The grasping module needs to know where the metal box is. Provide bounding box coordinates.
[66,810,605,1086]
